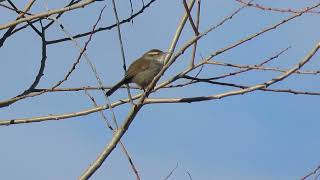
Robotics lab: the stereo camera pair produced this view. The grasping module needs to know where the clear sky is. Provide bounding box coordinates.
[0,0,320,180]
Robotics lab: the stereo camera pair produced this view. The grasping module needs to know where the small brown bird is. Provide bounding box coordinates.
[106,49,168,96]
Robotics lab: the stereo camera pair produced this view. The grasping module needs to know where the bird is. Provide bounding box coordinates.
[105,49,168,96]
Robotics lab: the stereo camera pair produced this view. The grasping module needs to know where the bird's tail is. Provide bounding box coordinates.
[105,78,127,96]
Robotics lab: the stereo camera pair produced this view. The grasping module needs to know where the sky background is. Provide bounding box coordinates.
[1,0,320,179]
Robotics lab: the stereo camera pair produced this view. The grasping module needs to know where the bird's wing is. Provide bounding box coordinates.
[125,58,150,79]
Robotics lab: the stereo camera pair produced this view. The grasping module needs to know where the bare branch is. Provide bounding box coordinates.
[110,0,134,104]
[0,0,36,47]
[18,21,47,96]
[51,5,104,89]
[0,0,101,30]
[204,46,291,80]
[189,0,200,67]
[236,0,320,14]
[302,165,320,180]
[79,0,197,178]
[84,90,141,180]
[183,0,199,35]
[206,60,320,75]
[163,163,179,180]
[145,42,320,104]
[46,0,157,45]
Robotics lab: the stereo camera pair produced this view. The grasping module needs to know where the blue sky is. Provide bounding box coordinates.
[1,0,320,179]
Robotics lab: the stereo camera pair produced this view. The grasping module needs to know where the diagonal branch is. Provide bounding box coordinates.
[301,165,320,180]
[79,0,197,179]
[46,0,157,45]
[144,42,320,104]
[84,90,141,180]
[236,0,320,14]
[203,46,291,80]
[0,0,101,30]
[0,0,36,47]
[183,0,199,35]
[51,5,103,89]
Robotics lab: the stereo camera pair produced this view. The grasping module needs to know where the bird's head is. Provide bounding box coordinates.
[143,49,169,63]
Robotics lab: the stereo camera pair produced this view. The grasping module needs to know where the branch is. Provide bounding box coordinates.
[183,0,199,35]
[51,5,103,89]
[181,76,320,96]
[7,0,78,37]
[163,163,179,180]
[0,0,100,30]
[79,0,197,178]
[206,59,320,76]
[151,0,320,91]
[1,2,319,122]
[236,0,320,14]
[18,21,47,96]
[144,41,320,104]
[0,0,36,47]
[301,165,320,180]
[46,0,157,45]
[3,83,320,127]
[203,46,290,81]
[110,0,134,103]
[189,0,200,67]
[207,2,320,60]
[84,90,141,180]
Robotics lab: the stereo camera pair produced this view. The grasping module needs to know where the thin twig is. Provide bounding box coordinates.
[186,171,193,180]
[154,1,253,90]
[155,2,320,91]
[204,46,291,80]
[49,5,121,130]
[206,60,320,75]
[84,90,141,180]
[302,165,320,180]
[46,0,157,45]
[189,0,200,67]
[236,0,320,14]
[163,163,179,180]
[79,1,197,179]
[128,0,134,22]
[0,0,101,30]
[183,0,199,35]
[3,84,320,126]
[110,0,134,104]
[7,0,78,36]
[0,0,36,47]
[51,6,102,89]
[0,2,33,15]
[201,2,320,63]
[44,0,78,29]
[18,20,47,97]
[144,41,320,104]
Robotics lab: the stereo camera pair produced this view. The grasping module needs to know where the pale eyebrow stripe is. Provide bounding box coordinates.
[148,52,160,55]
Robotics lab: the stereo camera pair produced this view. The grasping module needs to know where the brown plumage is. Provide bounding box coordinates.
[105,49,167,96]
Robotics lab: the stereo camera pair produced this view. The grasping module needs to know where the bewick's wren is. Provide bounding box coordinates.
[106,49,168,96]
